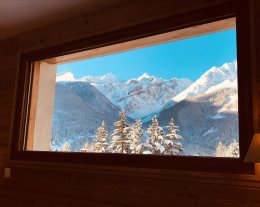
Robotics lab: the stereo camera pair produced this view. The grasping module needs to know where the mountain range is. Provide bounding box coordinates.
[53,60,238,155]
[57,72,193,118]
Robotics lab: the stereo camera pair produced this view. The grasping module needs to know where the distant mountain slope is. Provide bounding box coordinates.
[172,61,237,103]
[56,62,237,120]
[51,82,128,151]
[78,73,192,118]
[156,86,238,156]
[79,73,122,84]
[54,61,239,155]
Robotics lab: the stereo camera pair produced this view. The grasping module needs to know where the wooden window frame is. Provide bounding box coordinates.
[10,0,256,174]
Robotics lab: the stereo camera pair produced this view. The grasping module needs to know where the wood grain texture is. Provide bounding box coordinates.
[0,0,259,206]
[255,0,260,16]
[26,62,40,151]
[0,167,260,207]
[256,47,260,80]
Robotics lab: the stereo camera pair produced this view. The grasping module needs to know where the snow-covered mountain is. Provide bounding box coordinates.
[155,85,238,156]
[53,61,239,155]
[79,73,122,84]
[83,73,192,118]
[138,61,238,156]
[56,61,237,120]
[172,61,237,103]
[51,81,132,151]
[56,72,193,119]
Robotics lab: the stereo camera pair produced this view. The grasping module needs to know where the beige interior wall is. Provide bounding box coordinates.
[33,62,56,151]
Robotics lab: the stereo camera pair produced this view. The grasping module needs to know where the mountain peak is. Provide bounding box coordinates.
[206,60,237,74]
[100,73,117,80]
[56,72,75,82]
[172,61,237,103]
[79,73,121,84]
[137,73,152,80]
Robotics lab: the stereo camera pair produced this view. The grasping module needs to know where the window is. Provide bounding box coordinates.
[11,1,255,173]
[30,19,239,158]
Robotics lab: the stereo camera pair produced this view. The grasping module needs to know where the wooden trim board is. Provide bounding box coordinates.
[44,18,235,65]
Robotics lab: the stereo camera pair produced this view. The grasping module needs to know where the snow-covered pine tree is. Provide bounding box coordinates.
[93,120,108,153]
[227,139,239,157]
[109,111,131,153]
[215,141,226,157]
[50,141,57,151]
[128,119,143,154]
[145,116,165,154]
[80,143,89,152]
[215,139,239,157]
[61,141,71,152]
[164,118,183,155]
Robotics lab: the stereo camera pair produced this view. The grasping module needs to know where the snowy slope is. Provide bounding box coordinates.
[155,85,238,156]
[55,61,237,120]
[92,73,192,118]
[60,72,192,119]
[56,72,192,118]
[79,73,122,84]
[172,61,237,103]
[142,61,239,156]
[51,82,129,151]
[53,61,239,154]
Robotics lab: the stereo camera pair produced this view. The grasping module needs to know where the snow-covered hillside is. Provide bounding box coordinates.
[172,61,237,103]
[157,86,238,156]
[95,74,192,118]
[56,61,237,119]
[52,82,129,151]
[79,73,122,84]
[56,72,193,119]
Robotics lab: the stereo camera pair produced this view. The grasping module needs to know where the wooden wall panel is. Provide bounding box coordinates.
[255,0,260,15]
[256,48,260,80]
[0,167,260,207]
[0,0,259,206]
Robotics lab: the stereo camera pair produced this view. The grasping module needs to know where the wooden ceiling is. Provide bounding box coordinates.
[0,0,129,40]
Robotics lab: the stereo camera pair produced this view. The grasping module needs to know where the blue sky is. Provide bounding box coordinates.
[57,29,236,81]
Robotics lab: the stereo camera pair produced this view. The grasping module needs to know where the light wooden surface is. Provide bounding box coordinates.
[26,61,40,150]
[32,62,56,151]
